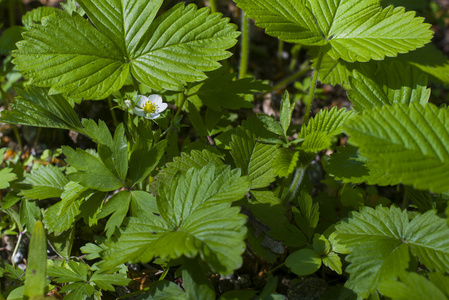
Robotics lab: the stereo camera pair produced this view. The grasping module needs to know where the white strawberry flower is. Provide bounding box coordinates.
[131,94,168,119]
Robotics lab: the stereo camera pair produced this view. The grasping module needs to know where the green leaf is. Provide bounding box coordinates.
[322,252,342,275]
[257,114,285,137]
[63,146,125,191]
[347,61,430,111]
[293,192,319,240]
[187,67,268,111]
[344,103,449,193]
[22,6,58,29]
[272,148,299,178]
[99,124,129,181]
[136,281,187,300]
[336,206,449,298]
[378,272,448,300]
[100,164,250,275]
[300,106,354,139]
[130,139,167,187]
[428,273,449,298]
[19,164,68,200]
[13,2,239,99]
[44,199,80,235]
[60,282,95,300]
[317,44,449,87]
[0,167,16,189]
[23,221,47,298]
[48,261,88,283]
[392,44,449,85]
[90,271,131,292]
[280,91,294,135]
[285,248,322,276]
[81,119,113,146]
[230,127,279,189]
[235,0,432,62]
[182,258,216,300]
[152,149,224,193]
[97,190,132,238]
[0,87,83,131]
[323,145,394,186]
[0,26,25,55]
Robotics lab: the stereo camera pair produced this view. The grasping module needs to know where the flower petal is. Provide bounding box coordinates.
[148,94,162,104]
[157,102,168,113]
[136,95,148,107]
[133,107,145,117]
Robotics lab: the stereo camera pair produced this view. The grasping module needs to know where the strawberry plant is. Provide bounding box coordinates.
[1,0,448,299]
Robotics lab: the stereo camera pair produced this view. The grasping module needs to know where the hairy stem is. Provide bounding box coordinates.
[239,10,249,79]
[303,48,324,125]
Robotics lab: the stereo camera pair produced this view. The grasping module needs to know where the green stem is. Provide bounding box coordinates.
[277,40,284,68]
[239,11,249,79]
[107,97,119,128]
[33,127,42,151]
[11,229,26,267]
[282,167,306,207]
[266,263,285,276]
[209,0,217,13]
[256,63,311,101]
[303,48,324,125]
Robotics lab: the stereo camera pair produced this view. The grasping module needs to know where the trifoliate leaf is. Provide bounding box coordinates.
[230,127,279,189]
[378,272,448,300]
[347,61,430,111]
[336,206,449,299]
[19,164,68,200]
[0,87,83,131]
[344,103,449,193]
[100,164,250,275]
[13,1,239,99]
[235,0,432,62]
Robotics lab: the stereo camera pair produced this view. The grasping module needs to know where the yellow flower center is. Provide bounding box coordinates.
[143,101,157,114]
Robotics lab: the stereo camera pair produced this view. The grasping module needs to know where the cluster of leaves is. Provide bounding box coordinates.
[1,0,449,299]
